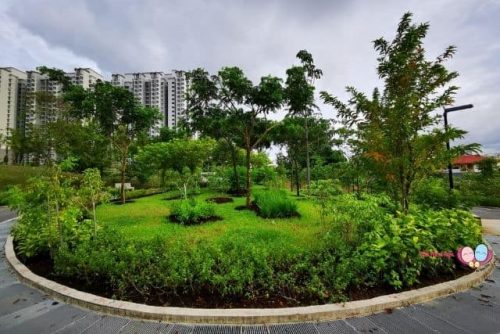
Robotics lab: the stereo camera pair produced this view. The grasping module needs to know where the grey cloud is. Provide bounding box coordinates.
[2,0,500,153]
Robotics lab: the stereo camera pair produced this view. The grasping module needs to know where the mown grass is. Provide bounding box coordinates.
[96,187,325,253]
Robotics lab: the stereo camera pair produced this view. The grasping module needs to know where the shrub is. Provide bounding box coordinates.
[207,167,232,193]
[412,177,465,209]
[254,190,298,218]
[170,199,217,225]
[252,166,278,185]
[353,208,481,289]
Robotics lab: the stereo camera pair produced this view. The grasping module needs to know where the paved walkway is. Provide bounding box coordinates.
[0,206,500,333]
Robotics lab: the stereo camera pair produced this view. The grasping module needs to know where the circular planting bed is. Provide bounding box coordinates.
[206,196,234,204]
[9,190,493,320]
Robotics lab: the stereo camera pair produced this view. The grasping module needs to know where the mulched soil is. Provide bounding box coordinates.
[206,197,234,204]
[168,214,223,224]
[228,189,248,197]
[20,247,473,308]
[235,202,259,212]
[110,199,136,205]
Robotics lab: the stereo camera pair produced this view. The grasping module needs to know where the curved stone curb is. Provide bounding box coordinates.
[4,235,496,325]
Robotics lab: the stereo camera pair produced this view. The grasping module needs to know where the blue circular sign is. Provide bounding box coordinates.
[475,244,488,262]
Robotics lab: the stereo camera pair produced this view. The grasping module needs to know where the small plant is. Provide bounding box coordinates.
[170,199,218,225]
[254,190,298,218]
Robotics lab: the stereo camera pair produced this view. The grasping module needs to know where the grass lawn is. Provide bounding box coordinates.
[96,187,326,253]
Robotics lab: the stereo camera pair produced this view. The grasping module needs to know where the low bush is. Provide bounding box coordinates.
[170,199,218,224]
[254,190,298,218]
[252,166,278,185]
[412,177,467,209]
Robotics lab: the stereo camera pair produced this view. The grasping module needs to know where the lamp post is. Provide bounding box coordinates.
[443,104,473,190]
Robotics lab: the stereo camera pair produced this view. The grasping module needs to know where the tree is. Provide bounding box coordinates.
[321,12,479,213]
[187,67,284,206]
[273,116,339,196]
[113,105,159,204]
[285,50,323,191]
[79,168,107,237]
[185,68,244,194]
[137,138,215,198]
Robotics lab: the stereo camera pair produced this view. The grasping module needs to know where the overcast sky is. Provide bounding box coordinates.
[1,0,499,153]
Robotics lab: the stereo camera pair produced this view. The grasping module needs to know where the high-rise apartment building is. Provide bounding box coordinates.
[0,67,27,163]
[1,66,190,163]
[68,68,104,90]
[111,70,188,132]
[0,67,103,163]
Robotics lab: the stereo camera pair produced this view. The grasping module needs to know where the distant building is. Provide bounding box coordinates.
[452,154,485,172]
[0,67,103,164]
[0,67,27,163]
[111,70,187,134]
[67,68,103,89]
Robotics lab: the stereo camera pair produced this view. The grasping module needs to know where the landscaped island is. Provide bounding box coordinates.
[12,185,480,308]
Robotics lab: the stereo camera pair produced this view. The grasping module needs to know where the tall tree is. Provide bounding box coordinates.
[321,12,479,213]
[136,138,215,198]
[185,68,244,194]
[284,50,323,191]
[273,116,339,196]
[187,67,284,206]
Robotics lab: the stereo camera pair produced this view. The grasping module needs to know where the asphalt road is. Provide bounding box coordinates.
[0,206,500,333]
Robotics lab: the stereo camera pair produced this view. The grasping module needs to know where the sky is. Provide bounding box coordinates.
[1,0,499,154]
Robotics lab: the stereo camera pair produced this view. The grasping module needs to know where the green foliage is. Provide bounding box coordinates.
[206,167,232,193]
[355,209,481,289]
[321,12,480,212]
[254,190,298,218]
[186,66,284,207]
[308,179,343,222]
[170,199,217,225]
[457,171,500,207]
[412,177,465,209]
[10,170,94,259]
[252,165,278,185]
[14,187,477,305]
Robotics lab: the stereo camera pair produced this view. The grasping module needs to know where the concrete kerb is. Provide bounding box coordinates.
[3,235,496,324]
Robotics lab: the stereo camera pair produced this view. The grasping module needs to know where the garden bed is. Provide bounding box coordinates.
[12,191,483,309]
[206,197,234,204]
[20,248,473,308]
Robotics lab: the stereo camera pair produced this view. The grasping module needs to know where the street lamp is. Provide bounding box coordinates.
[443,104,474,190]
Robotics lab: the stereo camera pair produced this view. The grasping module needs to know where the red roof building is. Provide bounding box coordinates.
[452,154,485,171]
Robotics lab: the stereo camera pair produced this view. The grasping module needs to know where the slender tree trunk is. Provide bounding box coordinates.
[228,141,241,194]
[294,160,300,197]
[120,154,127,204]
[160,169,166,188]
[56,201,62,245]
[245,144,252,207]
[304,115,311,192]
[92,200,96,238]
[183,183,188,199]
[47,196,51,250]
